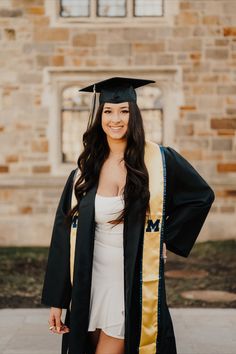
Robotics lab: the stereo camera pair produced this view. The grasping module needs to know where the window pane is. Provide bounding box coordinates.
[134,0,163,17]
[142,109,162,144]
[61,86,90,163]
[60,0,90,17]
[98,0,126,17]
[138,86,163,144]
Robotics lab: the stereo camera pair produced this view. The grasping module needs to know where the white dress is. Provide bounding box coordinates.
[87,193,125,339]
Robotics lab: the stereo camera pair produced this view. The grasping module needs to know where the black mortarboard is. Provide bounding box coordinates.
[79,77,155,129]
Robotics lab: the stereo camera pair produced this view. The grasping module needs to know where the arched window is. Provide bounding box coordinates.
[137,85,163,145]
[61,86,90,163]
[61,85,163,163]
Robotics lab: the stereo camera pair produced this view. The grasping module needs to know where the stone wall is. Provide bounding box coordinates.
[0,0,235,245]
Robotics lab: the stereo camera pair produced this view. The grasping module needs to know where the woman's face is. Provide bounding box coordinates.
[101,102,129,140]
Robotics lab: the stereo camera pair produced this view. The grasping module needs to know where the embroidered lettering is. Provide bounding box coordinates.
[72,214,78,228]
[145,218,160,232]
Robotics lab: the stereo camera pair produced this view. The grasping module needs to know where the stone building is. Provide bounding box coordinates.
[0,0,235,246]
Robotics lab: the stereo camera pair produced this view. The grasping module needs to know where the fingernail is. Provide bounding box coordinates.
[57,327,60,331]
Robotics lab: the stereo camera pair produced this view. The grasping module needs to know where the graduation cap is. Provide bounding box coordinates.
[79,77,155,129]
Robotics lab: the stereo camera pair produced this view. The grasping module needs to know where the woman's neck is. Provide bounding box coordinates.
[107,137,126,158]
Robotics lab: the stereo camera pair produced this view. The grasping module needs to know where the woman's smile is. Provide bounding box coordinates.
[109,125,124,132]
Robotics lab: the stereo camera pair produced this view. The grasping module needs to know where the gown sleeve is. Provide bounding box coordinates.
[41,169,76,308]
[163,146,215,257]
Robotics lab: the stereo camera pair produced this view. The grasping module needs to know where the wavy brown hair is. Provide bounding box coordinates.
[68,101,150,226]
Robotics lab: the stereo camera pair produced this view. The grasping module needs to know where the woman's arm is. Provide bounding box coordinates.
[41,169,76,308]
[163,147,215,257]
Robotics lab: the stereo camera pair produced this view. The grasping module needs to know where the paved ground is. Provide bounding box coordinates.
[0,308,235,354]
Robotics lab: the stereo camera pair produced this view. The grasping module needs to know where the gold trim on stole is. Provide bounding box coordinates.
[70,169,80,286]
[139,141,164,354]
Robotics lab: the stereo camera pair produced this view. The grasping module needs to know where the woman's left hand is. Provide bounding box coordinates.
[162,242,167,264]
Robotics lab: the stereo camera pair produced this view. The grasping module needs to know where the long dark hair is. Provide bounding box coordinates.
[68,101,150,226]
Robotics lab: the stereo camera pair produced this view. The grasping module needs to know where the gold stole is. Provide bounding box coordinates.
[69,140,164,354]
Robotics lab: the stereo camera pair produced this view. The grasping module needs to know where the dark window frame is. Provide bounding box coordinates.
[60,0,91,17]
[133,0,164,17]
[96,0,127,18]
[59,0,164,19]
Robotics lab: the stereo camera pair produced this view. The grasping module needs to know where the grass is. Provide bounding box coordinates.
[0,240,235,308]
[165,240,236,308]
[0,247,48,308]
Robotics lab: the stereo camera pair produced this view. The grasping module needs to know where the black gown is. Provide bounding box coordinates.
[41,146,215,354]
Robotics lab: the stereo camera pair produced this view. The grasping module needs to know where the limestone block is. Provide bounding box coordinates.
[179,149,202,160]
[34,28,69,42]
[133,42,165,53]
[123,28,158,41]
[185,113,206,121]
[134,54,153,65]
[0,165,9,173]
[223,1,236,13]
[224,27,236,36]
[31,139,48,153]
[226,108,236,115]
[211,118,236,130]
[201,74,219,82]
[183,73,199,82]
[0,8,22,17]
[180,2,191,10]
[36,54,50,67]
[17,72,42,84]
[85,59,97,67]
[197,96,223,110]
[204,213,236,240]
[4,28,15,40]
[72,33,96,47]
[192,85,215,95]
[175,123,194,136]
[217,86,236,94]
[217,163,236,172]
[108,43,131,56]
[173,27,192,37]
[51,55,64,66]
[193,26,205,36]
[220,206,235,213]
[212,139,233,151]
[32,165,51,173]
[175,11,199,26]
[168,38,201,52]
[25,6,45,15]
[189,52,201,61]
[23,43,54,54]
[202,16,220,25]
[215,39,229,46]
[153,54,174,65]
[206,49,229,60]
[5,154,19,163]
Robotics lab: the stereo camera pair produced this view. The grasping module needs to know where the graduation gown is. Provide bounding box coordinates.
[41,144,215,354]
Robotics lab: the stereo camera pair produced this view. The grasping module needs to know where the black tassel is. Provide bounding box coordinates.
[86,84,96,130]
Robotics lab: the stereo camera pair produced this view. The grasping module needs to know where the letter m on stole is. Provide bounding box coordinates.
[145,218,160,232]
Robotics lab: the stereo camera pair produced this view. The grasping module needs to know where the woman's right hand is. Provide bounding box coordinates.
[48,307,70,334]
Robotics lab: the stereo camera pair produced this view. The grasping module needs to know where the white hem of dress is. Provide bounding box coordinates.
[88,326,125,340]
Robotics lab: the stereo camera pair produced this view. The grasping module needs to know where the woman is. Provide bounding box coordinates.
[41,77,215,354]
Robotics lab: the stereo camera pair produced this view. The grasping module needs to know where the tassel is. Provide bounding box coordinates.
[86,84,96,130]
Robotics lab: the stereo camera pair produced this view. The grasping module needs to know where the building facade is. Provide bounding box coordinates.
[0,0,235,245]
